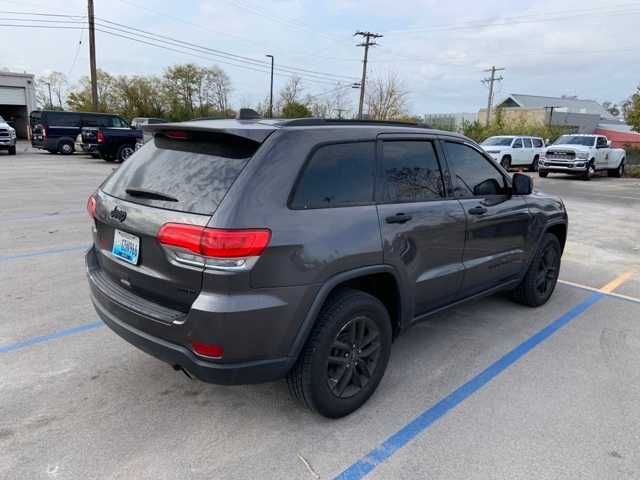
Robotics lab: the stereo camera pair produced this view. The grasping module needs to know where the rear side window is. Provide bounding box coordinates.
[444,142,507,197]
[523,138,533,148]
[290,142,375,209]
[380,140,444,202]
[47,112,80,127]
[101,131,259,215]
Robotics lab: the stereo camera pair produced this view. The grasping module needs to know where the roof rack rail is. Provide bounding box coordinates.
[278,118,432,128]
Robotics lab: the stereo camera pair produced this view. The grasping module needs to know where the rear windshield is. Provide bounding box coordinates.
[101,131,259,215]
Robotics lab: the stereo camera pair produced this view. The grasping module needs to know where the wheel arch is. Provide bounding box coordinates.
[288,265,405,360]
[545,222,567,253]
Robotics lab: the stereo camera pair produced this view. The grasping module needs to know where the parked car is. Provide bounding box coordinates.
[481,135,545,171]
[131,117,167,144]
[0,115,17,155]
[540,134,626,180]
[86,117,568,418]
[30,110,131,155]
[78,124,143,163]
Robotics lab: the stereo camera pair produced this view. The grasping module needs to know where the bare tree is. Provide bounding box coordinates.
[365,73,409,120]
[36,71,69,109]
[277,76,304,113]
[202,66,232,113]
[310,85,353,118]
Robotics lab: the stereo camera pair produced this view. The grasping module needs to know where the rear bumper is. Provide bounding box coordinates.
[86,246,308,385]
[91,293,292,384]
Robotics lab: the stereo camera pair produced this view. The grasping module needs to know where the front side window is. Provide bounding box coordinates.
[597,137,607,147]
[290,142,375,209]
[512,138,523,148]
[380,140,444,202]
[444,142,507,198]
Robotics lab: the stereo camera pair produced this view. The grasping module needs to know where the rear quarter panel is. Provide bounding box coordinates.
[607,148,626,168]
[210,128,383,289]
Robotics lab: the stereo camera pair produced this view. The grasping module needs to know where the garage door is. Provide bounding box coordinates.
[0,86,26,105]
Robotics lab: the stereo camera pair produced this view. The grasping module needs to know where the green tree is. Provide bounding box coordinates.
[623,85,640,132]
[67,69,119,112]
[281,101,312,118]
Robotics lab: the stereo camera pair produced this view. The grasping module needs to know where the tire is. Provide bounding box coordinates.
[116,144,135,163]
[538,171,548,178]
[608,160,624,178]
[529,156,539,172]
[287,288,392,418]
[8,145,16,155]
[511,233,561,307]
[58,141,74,155]
[501,156,511,171]
[582,161,595,181]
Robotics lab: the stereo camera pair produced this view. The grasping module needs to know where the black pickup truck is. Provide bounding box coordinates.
[78,125,143,162]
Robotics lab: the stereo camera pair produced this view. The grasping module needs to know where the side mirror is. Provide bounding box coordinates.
[607,140,612,148]
[512,173,533,195]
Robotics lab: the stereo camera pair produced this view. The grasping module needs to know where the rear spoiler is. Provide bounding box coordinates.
[144,119,277,143]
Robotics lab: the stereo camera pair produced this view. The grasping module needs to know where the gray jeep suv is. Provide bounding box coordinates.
[86,117,567,418]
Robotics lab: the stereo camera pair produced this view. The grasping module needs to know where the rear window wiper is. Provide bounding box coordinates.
[125,187,178,202]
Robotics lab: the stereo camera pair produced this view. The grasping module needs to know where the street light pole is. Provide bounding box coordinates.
[266,54,274,119]
[44,81,52,109]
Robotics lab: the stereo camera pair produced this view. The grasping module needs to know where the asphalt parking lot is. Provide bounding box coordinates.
[1,144,639,479]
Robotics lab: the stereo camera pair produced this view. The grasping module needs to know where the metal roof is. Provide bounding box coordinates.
[497,94,613,119]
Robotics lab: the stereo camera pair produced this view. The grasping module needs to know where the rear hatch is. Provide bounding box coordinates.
[90,126,272,316]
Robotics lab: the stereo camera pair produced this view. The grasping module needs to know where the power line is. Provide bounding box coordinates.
[355,31,382,119]
[94,17,357,82]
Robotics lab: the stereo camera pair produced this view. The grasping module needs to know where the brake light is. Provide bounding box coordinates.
[163,130,190,140]
[191,341,224,359]
[86,194,97,218]
[157,223,271,270]
[97,130,105,144]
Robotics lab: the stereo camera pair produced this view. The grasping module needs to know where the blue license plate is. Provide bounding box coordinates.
[112,229,140,265]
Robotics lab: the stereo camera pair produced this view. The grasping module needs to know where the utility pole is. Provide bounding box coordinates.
[44,81,52,109]
[355,31,382,120]
[482,66,504,125]
[266,54,274,118]
[544,105,561,126]
[88,0,98,111]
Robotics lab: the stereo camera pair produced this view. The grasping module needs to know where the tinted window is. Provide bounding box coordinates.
[532,138,544,148]
[444,142,507,198]
[114,117,129,128]
[102,131,259,215]
[380,141,444,202]
[523,138,533,148]
[512,138,523,148]
[47,112,80,127]
[597,137,607,147]
[290,142,375,209]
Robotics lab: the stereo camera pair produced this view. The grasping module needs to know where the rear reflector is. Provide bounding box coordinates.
[191,341,224,359]
[158,223,271,259]
[87,194,97,218]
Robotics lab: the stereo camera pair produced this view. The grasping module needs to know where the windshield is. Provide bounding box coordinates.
[554,135,595,146]
[482,137,514,146]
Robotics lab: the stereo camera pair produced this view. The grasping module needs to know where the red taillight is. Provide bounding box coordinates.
[157,223,271,258]
[191,341,224,359]
[163,130,190,140]
[87,194,97,218]
[97,130,105,143]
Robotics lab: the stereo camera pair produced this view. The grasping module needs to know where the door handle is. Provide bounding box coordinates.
[385,213,412,224]
[468,205,488,215]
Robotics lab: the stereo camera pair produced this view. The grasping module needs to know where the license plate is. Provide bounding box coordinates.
[112,229,140,265]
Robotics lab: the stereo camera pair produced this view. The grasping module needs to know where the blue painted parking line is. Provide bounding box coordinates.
[0,245,89,261]
[334,292,604,480]
[0,320,104,353]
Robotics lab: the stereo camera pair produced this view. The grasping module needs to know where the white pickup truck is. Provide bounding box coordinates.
[539,134,626,180]
[481,135,546,171]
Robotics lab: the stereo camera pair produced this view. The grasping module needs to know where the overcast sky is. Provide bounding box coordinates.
[1,0,638,115]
